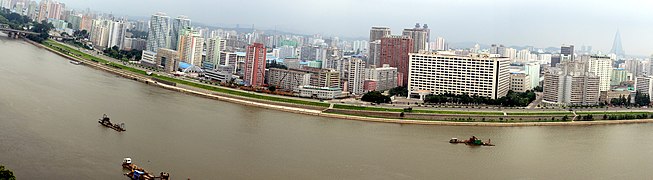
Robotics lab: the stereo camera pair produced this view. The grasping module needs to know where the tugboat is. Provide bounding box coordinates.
[449,136,494,146]
[122,158,170,180]
[98,114,126,132]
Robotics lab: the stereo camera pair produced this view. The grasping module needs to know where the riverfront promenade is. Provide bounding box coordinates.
[24,37,653,126]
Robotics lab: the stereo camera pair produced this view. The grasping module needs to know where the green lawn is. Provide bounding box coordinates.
[508,112,574,116]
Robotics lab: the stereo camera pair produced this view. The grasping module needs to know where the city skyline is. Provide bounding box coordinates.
[58,0,653,56]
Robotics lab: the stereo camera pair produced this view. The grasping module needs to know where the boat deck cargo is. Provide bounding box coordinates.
[122,158,170,180]
[98,114,125,132]
[449,136,495,146]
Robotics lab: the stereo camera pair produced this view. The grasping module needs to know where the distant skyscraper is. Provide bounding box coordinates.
[368,27,391,68]
[244,43,267,86]
[146,13,171,52]
[402,23,428,53]
[170,16,191,50]
[380,35,413,86]
[434,37,446,51]
[609,30,625,58]
[561,45,574,56]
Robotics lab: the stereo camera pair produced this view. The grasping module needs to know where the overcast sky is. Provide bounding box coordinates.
[61,0,653,56]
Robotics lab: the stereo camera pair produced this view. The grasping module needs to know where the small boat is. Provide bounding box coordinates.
[70,60,82,65]
[122,158,170,180]
[450,136,494,146]
[98,114,126,132]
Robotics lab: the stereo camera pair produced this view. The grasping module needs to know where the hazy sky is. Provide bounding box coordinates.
[61,0,653,56]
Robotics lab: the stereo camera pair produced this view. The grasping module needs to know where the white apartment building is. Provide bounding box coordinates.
[583,55,613,92]
[366,64,398,92]
[347,58,366,95]
[636,76,653,101]
[407,52,510,99]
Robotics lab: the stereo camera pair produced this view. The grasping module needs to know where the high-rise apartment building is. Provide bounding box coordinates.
[380,35,413,86]
[582,55,613,92]
[347,58,367,95]
[366,64,398,92]
[543,60,601,105]
[407,52,510,99]
[611,68,629,86]
[636,76,653,100]
[107,20,127,49]
[244,43,266,86]
[146,13,171,52]
[204,37,225,70]
[368,27,391,68]
[37,0,64,22]
[402,23,429,53]
[170,16,191,50]
[177,27,204,67]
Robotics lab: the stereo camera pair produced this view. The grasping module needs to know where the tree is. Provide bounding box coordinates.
[388,86,408,97]
[635,91,651,107]
[268,86,276,92]
[361,91,391,104]
[0,165,16,180]
[27,20,54,43]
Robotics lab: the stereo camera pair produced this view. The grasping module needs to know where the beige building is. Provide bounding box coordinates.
[543,60,601,105]
[636,76,653,101]
[366,64,398,92]
[583,55,613,92]
[177,27,204,67]
[407,52,510,99]
[156,48,179,73]
[267,68,311,91]
[510,72,531,93]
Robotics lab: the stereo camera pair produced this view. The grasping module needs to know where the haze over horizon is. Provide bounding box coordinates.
[60,0,653,56]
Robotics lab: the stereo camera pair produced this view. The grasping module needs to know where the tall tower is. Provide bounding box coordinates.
[170,16,191,50]
[146,13,171,52]
[244,43,267,87]
[402,23,428,53]
[609,30,625,58]
[369,27,391,68]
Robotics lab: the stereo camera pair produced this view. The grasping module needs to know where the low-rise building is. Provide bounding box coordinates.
[267,68,311,91]
[510,72,531,92]
[296,86,347,99]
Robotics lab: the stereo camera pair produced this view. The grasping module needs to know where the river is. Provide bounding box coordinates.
[1,37,652,179]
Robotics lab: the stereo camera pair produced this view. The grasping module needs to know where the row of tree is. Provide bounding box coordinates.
[0,7,53,43]
[424,90,536,107]
[102,46,142,61]
[609,91,651,107]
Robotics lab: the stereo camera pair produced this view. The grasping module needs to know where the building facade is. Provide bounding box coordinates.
[347,58,366,95]
[380,35,413,86]
[510,72,531,93]
[407,52,510,99]
[267,68,311,91]
[366,64,398,92]
[146,13,171,52]
[170,16,191,50]
[244,43,266,86]
[177,27,204,67]
[583,55,613,92]
[156,48,179,73]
